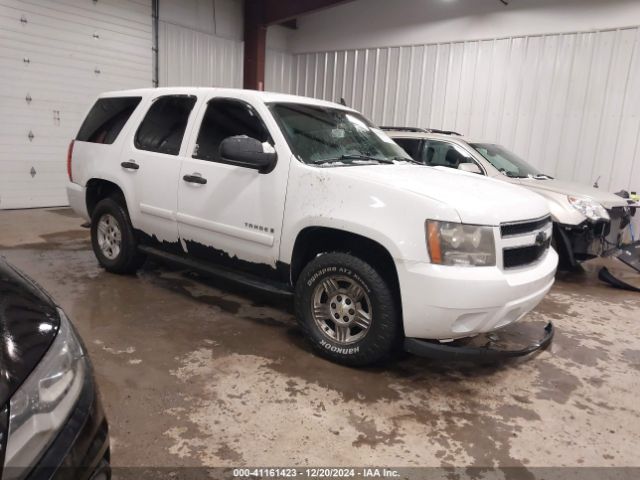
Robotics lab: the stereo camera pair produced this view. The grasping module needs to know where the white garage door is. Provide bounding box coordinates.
[0,0,152,209]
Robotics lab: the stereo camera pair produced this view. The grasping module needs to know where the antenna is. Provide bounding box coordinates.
[593,175,601,188]
[339,97,347,106]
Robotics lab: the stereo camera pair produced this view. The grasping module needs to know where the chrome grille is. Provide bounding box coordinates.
[500,215,553,269]
[500,215,552,237]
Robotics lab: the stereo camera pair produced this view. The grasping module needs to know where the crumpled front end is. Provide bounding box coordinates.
[556,206,633,264]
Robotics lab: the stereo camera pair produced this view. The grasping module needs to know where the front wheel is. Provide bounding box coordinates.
[295,252,401,366]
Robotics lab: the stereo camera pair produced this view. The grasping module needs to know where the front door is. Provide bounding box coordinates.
[176,97,289,277]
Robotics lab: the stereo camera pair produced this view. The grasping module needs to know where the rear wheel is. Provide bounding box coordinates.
[295,252,400,366]
[91,196,146,274]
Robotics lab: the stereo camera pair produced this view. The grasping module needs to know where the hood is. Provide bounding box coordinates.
[0,258,60,408]
[327,165,550,225]
[518,178,627,209]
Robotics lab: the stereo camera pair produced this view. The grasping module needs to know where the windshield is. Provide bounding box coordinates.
[470,143,548,179]
[269,103,411,165]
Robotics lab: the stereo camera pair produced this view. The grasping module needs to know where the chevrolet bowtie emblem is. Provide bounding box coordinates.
[535,231,548,247]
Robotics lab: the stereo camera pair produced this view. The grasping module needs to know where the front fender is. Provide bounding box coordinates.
[279,164,461,264]
[530,189,587,226]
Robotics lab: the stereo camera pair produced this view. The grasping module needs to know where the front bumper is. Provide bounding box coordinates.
[405,322,554,360]
[397,248,558,340]
[23,372,110,480]
[556,206,633,262]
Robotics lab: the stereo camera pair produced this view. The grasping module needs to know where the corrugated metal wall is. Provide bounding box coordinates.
[269,27,640,192]
[265,48,296,95]
[158,20,242,87]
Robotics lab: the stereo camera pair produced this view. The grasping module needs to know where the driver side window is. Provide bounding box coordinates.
[194,98,271,162]
[422,140,481,172]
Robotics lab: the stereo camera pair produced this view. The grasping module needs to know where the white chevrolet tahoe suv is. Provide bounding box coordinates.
[67,88,558,366]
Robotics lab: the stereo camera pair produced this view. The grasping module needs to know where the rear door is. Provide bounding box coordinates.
[176,96,289,275]
[120,94,198,248]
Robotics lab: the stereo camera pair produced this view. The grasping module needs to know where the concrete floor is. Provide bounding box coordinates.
[1,208,639,471]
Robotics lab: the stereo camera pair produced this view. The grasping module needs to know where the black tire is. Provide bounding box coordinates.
[295,252,401,366]
[552,225,578,271]
[91,196,146,274]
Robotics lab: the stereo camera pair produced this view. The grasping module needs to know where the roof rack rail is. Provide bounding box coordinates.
[379,126,428,133]
[379,126,463,136]
[424,128,463,136]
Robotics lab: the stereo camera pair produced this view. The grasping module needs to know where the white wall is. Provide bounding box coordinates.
[265,26,296,93]
[158,0,294,88]
[291,0,640,53]
[158,0,243,87]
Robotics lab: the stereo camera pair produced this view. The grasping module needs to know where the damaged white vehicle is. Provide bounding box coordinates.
[385,127,634,269]
[67,88,557,366]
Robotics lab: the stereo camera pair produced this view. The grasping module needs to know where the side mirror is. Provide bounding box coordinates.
[458,163,482,175]
[219,136,277,173]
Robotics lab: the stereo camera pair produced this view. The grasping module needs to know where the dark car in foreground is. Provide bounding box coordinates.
[0,257,110,480]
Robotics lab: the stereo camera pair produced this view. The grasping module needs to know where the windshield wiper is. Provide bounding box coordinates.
[532,173,554,180]
[501,170,526,178]
[314,154,394,165]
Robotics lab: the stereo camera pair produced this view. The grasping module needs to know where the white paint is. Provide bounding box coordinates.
[0,0,152,209]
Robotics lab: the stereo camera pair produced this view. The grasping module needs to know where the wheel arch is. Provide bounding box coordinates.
[289,226,402,311]
[86,178,127,217]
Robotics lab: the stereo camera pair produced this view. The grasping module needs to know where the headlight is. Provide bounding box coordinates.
[3,309,87,480]
[426,220,496,266]
[568,196,609,221]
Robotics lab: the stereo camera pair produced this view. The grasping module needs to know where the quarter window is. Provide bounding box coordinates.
[76,97,141,144]
[194,99,271,162]
[134,95,197,155]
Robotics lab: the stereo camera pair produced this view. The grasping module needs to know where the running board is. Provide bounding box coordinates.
[138,246,294,297]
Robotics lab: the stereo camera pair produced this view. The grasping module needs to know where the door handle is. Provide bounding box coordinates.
[121,161,139,170]
[183,174,207,185]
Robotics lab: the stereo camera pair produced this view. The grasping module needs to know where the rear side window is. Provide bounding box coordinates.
[135,95,197,155]
[76,97,141,144]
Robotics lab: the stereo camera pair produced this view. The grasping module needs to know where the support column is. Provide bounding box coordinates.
[243,0,266,90]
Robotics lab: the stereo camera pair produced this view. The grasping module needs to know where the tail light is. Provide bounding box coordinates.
[67,140,75,182]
